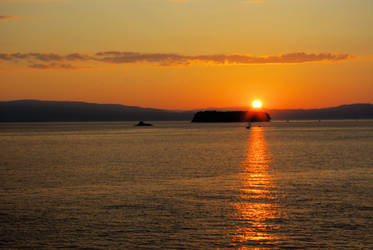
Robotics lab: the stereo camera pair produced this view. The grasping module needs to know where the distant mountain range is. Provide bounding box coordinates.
[0,100,193,122]
[0,100,373,122]
[269,104,373,120]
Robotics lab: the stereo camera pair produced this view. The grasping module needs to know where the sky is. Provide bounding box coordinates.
[1,0,373,110]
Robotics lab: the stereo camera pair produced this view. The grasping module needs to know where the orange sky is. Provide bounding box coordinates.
[1,0,373,109]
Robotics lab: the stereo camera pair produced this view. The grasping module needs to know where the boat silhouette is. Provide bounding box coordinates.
[135,121,153,127]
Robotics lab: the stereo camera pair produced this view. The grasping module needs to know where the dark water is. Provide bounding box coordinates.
[0,121,372,249]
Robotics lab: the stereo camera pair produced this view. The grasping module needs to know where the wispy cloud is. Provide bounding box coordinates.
[95,51,352,66]
[0,15,17,20]
[0,51,354,70]
[28,63,78,70]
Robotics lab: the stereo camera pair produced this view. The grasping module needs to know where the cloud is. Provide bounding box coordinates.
[95,51,189,65]
[0,51,353,70]
[0,16,17,20]
[94,51,352,66]
[28,63,78,70]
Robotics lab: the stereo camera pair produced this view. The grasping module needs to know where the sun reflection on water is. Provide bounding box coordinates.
[232,126,283,247]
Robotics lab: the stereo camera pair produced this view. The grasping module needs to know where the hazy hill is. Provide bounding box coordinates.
[0,100,194,122]
[269,103,373,120]
[0,100,373,122]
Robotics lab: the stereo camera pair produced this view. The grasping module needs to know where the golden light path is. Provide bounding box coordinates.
[232,127,283,247]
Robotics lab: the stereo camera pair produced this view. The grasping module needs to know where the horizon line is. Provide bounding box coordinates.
[1,99,372,112]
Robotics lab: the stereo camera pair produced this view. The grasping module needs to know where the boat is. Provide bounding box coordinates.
[246,123,251,129]
[135,121,153,127]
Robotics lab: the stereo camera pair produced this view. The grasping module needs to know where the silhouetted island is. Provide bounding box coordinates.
[192,111,271,123]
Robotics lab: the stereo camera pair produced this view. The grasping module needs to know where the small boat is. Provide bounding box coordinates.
[246,123,251,129]
[135,121,153,127]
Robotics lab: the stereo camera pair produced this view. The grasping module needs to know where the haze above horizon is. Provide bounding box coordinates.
[1,0,373,109]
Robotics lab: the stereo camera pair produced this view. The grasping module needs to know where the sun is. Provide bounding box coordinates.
[252,99,263,109]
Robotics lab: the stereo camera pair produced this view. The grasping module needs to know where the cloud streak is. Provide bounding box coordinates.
[0,51,353,69]
[95,51,352,66]
[0,15,17,20]
[28,63,78,70]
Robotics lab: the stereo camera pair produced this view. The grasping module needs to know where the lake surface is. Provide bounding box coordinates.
[1,121,372,249]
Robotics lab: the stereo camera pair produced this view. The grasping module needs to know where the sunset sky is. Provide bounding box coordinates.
[1,0,373,109]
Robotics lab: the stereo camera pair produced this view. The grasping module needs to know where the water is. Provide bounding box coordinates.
[0,121,372,248]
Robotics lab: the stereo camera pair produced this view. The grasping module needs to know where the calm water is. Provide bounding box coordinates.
[0,121,372,249]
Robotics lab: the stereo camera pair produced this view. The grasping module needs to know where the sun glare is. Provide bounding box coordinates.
[252,100,263,109]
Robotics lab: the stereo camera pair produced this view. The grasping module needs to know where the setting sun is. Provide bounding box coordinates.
[252,100,263,109]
